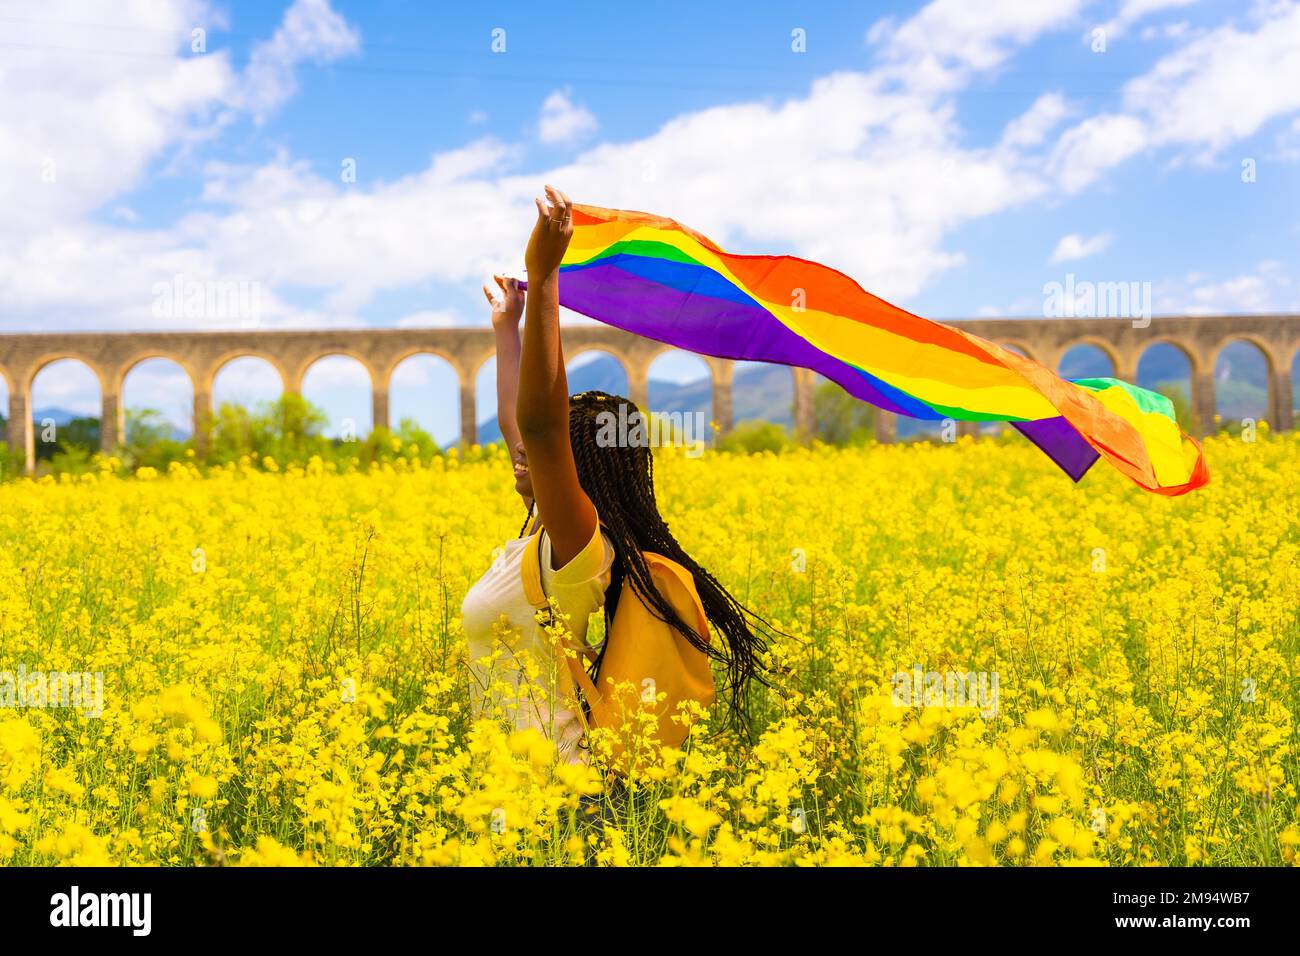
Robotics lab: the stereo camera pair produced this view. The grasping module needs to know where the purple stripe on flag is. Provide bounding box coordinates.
[1012,417,1100,482]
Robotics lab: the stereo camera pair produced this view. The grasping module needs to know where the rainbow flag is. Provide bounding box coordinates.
[547,204,1209,496]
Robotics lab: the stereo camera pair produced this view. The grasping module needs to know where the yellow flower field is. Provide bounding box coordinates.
[0,430,1297,866]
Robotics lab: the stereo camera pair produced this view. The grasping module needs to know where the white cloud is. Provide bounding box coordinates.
[1051,2,1300,190]
[1050,232,1113,263]
[1155,259,1298,313]
[236,0,361,122]
[1273,116,1300,161]
[1139,20,1194,40]
[870,0,1088,90]
[537,90,598,144]
[1001,92,1071,148]
[213,356,286,402]
[1125,3,1300,152]
[0,0,369,331]
[0,0,234,233]
[1097,0,1200,39]
[1048,114,1147,192]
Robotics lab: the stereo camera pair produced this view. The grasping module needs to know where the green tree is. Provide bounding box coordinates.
[124,408,190,469]
[35,416,99,463]
[813,381,875,445]
[394,417,440,458]
[256,392,331,462]
[0,440,18,481]
[206,393,330,465]
[716,420,791,454]
[349,419,441,466]
[125,407,169,445]
[50,443,95,475]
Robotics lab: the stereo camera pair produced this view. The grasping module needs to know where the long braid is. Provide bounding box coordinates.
[517,501,536,539]
[542,390,777,740]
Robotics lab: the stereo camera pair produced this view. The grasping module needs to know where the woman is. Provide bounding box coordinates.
[460,185,772,787]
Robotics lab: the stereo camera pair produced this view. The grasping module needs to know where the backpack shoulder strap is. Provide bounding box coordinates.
[520,529,547,611]
[518,527,603,701]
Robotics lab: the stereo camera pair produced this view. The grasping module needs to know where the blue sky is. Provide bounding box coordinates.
[2,0,1298,442]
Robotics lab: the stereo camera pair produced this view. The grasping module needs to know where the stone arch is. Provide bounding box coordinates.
[1,362,24,469]
[25,352,109,395]
[566,347,631,398]
[467,348,498,383]
[1135,340,1196,431]
[379,346,470,440]
[299,353,375,439]
[115,351,200,397]
[646,349,715,440]
[1055,338,1120,378]
[120,355,198,441]
[28,356,106,465]
[643,343,684,368]
[204,350,291,397]
[0,365,11,424]
[434,350,495,448]
[291,348,378,394]
[1208,333,1277,376]
[388,352,461,448]
[1211,337,1272,431]
[379,346,461,391]
[209,355,288,412]
[1289,343,1300,429]
[1137,337,1199,375]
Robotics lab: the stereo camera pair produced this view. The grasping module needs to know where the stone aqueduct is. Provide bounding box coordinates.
[0,313,1296,473]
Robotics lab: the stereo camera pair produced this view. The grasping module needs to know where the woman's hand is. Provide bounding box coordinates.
[488,274,527,498]
[524,184,573,279]
[483,273,524,328]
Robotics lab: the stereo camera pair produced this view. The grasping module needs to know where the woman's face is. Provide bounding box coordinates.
[512,440,533,498]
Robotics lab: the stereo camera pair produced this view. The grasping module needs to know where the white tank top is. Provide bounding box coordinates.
[460,523,615,765]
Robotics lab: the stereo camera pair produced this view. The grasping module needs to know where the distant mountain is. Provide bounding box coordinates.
[32,406,87,426]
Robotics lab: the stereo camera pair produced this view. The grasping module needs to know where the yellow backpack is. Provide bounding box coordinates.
[520,525,716,774]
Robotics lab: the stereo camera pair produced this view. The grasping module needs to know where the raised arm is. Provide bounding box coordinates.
[484,274,529,503]
[517,185,598,569]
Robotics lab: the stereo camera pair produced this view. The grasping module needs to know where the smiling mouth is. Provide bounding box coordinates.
[513,461,529,477]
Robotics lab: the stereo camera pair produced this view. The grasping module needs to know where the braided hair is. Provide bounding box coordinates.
[521,390,774,739]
